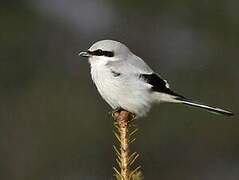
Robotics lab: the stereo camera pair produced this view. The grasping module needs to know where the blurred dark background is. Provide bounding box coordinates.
[0,0,239,179]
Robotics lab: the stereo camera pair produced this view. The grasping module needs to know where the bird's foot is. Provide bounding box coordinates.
[110,108,137,120]
[110,107,123,118]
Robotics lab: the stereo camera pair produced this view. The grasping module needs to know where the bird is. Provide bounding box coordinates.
[79,40,233,118]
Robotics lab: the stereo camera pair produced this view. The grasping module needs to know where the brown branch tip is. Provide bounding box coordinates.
[113,110,143,180]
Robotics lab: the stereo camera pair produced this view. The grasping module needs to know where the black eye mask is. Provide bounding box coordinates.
[88,49,114,57]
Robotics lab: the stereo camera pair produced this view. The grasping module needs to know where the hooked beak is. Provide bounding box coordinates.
[78,51,91,57]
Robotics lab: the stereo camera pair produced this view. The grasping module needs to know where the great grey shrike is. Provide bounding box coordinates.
[79,40,233,117]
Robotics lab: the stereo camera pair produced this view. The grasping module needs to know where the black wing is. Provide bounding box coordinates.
[140,73,186,100]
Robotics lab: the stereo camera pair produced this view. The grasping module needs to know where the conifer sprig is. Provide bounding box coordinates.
[113,110,143,180]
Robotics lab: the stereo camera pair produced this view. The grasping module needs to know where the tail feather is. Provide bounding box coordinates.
[181,100,233,116]
[156,91,233,116]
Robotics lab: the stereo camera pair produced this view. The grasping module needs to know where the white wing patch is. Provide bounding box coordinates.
[164,80,170,88]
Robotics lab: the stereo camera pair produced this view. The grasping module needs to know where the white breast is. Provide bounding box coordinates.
[90,60,120,109]
[89,58,153,117]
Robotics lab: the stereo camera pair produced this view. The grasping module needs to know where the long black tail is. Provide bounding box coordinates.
[180,99,233,116]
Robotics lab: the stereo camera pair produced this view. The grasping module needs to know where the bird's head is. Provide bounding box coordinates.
[79,40,132,63]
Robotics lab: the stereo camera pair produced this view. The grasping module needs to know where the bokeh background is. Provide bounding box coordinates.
[1,0,239,179]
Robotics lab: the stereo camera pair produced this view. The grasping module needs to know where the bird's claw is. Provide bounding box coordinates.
[110,107,122,118]
[110,108,137,120]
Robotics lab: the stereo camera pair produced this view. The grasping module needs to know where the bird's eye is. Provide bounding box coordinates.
[91,49,114,57]
[95,49,103,55]
[97,49,103,53]
[92,49,104,56]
